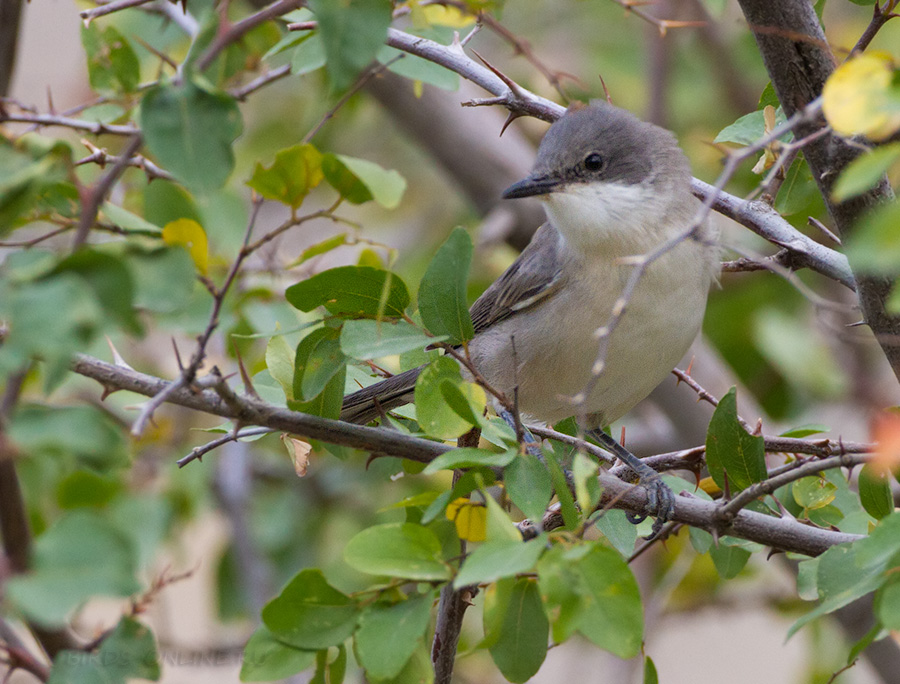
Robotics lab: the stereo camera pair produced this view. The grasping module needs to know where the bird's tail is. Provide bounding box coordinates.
[340,366,423,424]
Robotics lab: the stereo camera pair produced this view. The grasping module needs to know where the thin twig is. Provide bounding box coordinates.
[195,0,303,72]
[232,64,292,101]
[74,134,142,248]
[80,0,155,22]
[718,452,872,520]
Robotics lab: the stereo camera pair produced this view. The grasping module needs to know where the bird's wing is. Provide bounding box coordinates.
[469,223,565,334]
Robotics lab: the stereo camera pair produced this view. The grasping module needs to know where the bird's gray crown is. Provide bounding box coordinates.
[532,100,689,189]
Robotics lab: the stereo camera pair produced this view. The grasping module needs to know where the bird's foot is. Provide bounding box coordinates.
[588,429,674,541]
[623,470,675,540]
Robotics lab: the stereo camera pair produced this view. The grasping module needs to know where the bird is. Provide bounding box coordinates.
[340,100,720,535]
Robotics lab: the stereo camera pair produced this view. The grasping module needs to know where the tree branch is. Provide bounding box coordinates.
[70,353,861,556]
[737,0,900,381]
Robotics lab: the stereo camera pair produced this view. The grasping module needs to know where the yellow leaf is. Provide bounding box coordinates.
[422,5,476,28]
[162,218,208,275]
[698,477,721,496]
[823,52,900,141]
[446,497,487,542]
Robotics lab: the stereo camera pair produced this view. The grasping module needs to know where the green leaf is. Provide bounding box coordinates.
[504,451,553,523]
[8,404,128,472]
[876,575,900,629]
[143,180,202,227]
[709,542,752,579]
[289,364,345,420]
[792,476,837,511]
[787,542,885,639]
[544,445,579,530]
[266,335,297,401]
[141,80,242,193]
[295,234,348,264]
[340,319,445,360]
[571,544,643,657]
[81,24,140,95]
[247,144,324,209]
[714,107,788,146]
[594,509,638,558]
[308,0,392,91]
[335,155,407,209]
[48,617,159,684]
[7,512,139,626]
[127,246,196,314]
[705,387,767,492]
[832,142,900,202]
[56,470,122,509]
[321,153,373,203]
[422,447,516,474]
[368,643,434,684]
[483,578,548,683]
[779,423,830,438]
[417,228,475,345]
[240,627,316,682]
[454,538,545,588]
[262,569,360,649]
[290,33,327,75]
[52,248,141,334]
[286,265,410,318]
[0,274,102,390]
[293,327,346,402]
[344,522,451,580]
[845,201,900,275]
[415,356,485,439]
[0,136,72,231]
[859,464,894,520]
[355,594,433,679]
[643,657,659,684]
[573,451,602,513]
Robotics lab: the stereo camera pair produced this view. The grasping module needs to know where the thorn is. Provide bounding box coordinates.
[232,341,260,399]
[47,87,55,115]
[807,216,842,245]
[685,356,695,376]
[598,73,613,104]
[106,335,135,370]
[471,49,524,97]
[846,320,867,328]
[172,338,184,372]
[766,548,784,560]
[620,425,626,448]
[499,111,522,137]
[99,383,120,401]
[753,418,763,436]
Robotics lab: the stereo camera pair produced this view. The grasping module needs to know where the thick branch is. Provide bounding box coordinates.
[71,353,859,556]
[736,0,900,380]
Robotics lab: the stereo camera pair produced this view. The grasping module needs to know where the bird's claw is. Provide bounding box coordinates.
[634,473,674,541]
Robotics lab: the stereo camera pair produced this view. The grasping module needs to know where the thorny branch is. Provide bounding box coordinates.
[69,352,863,557]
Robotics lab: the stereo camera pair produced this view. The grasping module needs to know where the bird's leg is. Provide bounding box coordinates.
[498,409,543,458]
[587,429,674,540]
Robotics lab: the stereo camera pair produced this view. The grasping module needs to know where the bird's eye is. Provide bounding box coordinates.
[584,153,604,172]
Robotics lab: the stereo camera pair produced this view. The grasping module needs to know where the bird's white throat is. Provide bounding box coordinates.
[542,181,678,255]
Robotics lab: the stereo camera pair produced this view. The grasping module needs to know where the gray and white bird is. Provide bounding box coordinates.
[341,101,720,532]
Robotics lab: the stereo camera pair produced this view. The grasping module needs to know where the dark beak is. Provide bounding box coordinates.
[501,174,561,199]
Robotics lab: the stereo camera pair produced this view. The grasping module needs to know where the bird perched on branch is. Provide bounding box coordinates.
[341,100,720,536]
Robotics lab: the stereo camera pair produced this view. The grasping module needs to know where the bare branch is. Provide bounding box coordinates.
[0,110,139,135]
[79,0,155,22]
[74,134,143,248]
